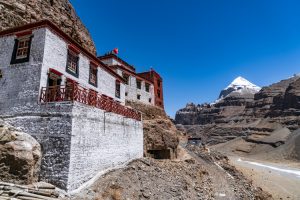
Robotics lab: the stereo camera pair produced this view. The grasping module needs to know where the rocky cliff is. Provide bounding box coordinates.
[0,0,96,54]
[175,75,300,146]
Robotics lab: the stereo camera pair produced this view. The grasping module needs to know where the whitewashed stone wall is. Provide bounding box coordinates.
[0,27,143,191]
[68,102,143,190]
[0,28,46,116]
[115,68,155,105]
[41,28,125,103]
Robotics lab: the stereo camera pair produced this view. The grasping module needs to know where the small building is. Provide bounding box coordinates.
[0,20,146,191]
[99,54,164,109]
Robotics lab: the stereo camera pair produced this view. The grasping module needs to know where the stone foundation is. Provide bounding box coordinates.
[3,102,143,191]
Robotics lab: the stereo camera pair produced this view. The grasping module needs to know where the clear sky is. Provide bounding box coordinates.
[70,0,300,117]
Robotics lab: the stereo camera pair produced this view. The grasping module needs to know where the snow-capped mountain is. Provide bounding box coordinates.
[218,76,261,100]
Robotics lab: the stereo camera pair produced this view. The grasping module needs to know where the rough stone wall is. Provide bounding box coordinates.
[3,103,73,189]
[0,28,46,116]
[3,102,143,191]
[68,102,143,191]
[0,0,96,55]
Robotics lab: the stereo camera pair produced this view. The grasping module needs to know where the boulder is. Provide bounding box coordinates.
[0,120,41,185]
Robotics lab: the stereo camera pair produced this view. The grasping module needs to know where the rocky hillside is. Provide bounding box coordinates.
[175,75,300,147]
[126,101,180,159]
[0,0,96,54]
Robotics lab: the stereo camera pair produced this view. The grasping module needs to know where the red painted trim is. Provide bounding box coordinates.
[66,77,78,84]
[90,60,98,67]
[68,44,80,54]
[49,68,63,76]
[15,30,32,37]
[0,20,125,83]
[98,54,136,72]
[89,89,98,93]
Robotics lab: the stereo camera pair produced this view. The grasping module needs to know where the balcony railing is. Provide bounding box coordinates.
[40,85,141,121]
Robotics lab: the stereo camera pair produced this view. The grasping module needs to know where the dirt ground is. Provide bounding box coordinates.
[229,156,300,200]
[68,144,271,200]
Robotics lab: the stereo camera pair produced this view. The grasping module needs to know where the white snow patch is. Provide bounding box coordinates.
[237,158,300,178]
[225,76,261,91]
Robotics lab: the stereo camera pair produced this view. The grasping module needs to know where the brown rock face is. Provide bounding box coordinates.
[175,75,300,145]
[126,101,180,159]
[0,0,96,55]
[0,120,41,185]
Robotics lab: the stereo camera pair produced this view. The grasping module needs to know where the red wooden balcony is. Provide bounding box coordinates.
[40,85,141,121]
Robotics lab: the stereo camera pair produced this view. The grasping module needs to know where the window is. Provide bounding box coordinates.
[125,92,128,96]
[66,50,79,77]
[157,80,161,87]
[123,73,130,85]
[0,70,2,79]
[89,65,98,87]
[136,79,141,89]
[10,36,32,64]
[137,94,141,100]
[149,98,152,103]
[145,83,150,92]
[157,90,161,98]
[115,81,121,98]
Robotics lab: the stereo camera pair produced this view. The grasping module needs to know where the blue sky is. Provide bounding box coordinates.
[70,0,300,117]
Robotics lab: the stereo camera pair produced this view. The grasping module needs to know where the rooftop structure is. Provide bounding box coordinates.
[99,53,164,108]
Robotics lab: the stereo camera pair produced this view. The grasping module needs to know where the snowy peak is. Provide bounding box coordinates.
[218,76,261,100]
[225,76,261,91]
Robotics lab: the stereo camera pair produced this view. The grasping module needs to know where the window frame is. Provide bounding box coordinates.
[115,80,121,98]
[122,72,130,85]
[10,35,33,65]
[145,83,150,92]
[137,94,141,100]
[89,64,98,87]
[136,79,142,89]
[66,50,79,78]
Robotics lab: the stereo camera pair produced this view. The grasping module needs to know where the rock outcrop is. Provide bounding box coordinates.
[0,120,41,185]
[175,75,300,146]
[0,0,96,55]
[126,101,180,159]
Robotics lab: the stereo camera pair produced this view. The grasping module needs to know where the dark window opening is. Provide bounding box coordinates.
[123,73,130,85]
[157,90,161,98]
[48,71,62,87]
[145,83,150,92]
[10,36,33,64]
[137,94,141,100]
[136,79,141,89]
[115,81,121,98]
[148,98,152,103]
[50,0,54,6]
[147,149,171,159]
[125,92,128,96]
[66,50,79,77]
[89,65,98,87]
[0,70,2,79]
[157,80,161,87]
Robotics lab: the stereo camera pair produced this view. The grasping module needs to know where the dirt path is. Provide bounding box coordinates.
[185,148,236,199]
[229,157,300,200]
